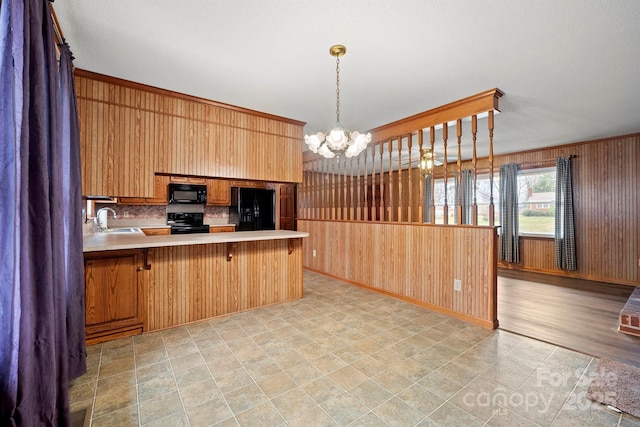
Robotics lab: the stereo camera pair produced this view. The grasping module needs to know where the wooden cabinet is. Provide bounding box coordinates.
[84,250,146,345]
[207,179,231,206]
[210,225,235,233]
[118,174,169,205]
[170,175,206,184]
[76,70,304,199]
[142,228,171,236]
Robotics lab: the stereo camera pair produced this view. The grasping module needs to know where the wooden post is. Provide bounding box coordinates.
[356,154,361,221]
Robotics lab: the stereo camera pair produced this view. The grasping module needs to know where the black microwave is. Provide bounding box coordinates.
[168,183,207,204]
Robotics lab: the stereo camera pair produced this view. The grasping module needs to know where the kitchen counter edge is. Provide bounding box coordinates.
[83,230,309,253]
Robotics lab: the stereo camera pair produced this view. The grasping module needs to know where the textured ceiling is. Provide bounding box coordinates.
[53,0,640,160]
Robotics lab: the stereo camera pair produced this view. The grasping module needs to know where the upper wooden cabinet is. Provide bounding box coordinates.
[76,70,305,198]
[207,179,231,206]
[118,174,169,205]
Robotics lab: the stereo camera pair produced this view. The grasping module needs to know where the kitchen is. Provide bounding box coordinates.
[79,69,309,345]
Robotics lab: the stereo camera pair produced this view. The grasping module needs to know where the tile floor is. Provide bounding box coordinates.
[69,271,640,426]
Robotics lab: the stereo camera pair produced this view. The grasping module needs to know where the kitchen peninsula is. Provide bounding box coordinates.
[83,230,308,344]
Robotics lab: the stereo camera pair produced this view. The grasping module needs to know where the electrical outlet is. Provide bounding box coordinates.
[454,279,462,292]
[312,250,317,257]
[123,210,129,218]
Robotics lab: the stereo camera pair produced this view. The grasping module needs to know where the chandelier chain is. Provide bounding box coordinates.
[335,56,340,124]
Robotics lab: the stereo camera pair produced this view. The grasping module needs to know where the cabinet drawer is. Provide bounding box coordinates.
[142,228,171,236]
[210,226,235,233]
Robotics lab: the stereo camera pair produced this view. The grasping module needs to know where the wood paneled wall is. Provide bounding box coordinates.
[488,133,639,286]
[298,220,498,328]
[145,239,304,331]
[76,69,305,197]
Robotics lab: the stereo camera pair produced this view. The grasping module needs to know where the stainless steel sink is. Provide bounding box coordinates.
[101,227,143,234]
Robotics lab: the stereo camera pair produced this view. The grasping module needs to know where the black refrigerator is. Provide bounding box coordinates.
[230,187,275,231]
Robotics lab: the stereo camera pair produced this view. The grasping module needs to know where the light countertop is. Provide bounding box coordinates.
[83,230,309,252]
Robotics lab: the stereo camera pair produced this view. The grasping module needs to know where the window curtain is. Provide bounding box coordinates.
[554,157,577,270]
[424,174,433,223]
[499,163,520,263]
[0,0,86,425]
[453,170,473,224]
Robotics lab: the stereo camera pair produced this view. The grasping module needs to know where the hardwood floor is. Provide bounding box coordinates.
[497,269,640,367]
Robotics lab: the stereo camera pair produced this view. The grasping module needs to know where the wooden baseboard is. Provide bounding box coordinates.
[85,325,143,346]
[305,267,498,330]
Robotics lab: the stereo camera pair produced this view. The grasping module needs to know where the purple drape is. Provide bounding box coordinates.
[0,0,86,425]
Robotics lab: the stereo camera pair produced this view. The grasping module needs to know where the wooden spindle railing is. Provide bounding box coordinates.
[299,88,503,227]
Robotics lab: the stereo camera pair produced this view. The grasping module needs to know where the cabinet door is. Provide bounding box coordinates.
[84,250,145,343]
[119,174,169,205]
[170,175,206,184]
[207,179,231,206]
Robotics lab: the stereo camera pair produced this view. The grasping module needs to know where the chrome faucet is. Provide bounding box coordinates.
[94,207,117,232]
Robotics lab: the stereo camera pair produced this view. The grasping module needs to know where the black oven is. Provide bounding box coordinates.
[168,183,207,204]
[167,212,210,234]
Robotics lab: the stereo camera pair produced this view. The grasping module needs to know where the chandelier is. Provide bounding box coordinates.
[304,45,371,159]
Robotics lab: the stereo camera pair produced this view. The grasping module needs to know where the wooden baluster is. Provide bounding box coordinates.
[388,139,393,221]
[397,137,403,222]
[363,147,369,221]
[336,157,344,219]
[456,119,463,225]
[320,159,325,220]
[430,127,436,222]
[342,155,347,220]
[331,158,336,220]
[349,157,354,220]
[357,152,361,221]
[370,146,376,221]
[442,123,449,225]
[418,130,424,223]
[472,115,478,225]
[488,110,495,226]
[379,141,384,222]
[407,134,413,223]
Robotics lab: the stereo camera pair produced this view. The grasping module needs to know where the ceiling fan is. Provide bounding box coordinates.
[401,148,444,170]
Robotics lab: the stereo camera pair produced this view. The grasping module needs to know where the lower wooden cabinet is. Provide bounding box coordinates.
[84,250,146,345]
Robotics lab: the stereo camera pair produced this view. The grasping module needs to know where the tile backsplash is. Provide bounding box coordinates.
[95,203,229,223]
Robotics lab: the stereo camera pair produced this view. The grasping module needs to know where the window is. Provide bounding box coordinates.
[426,167,556,235]
[518,168,556,235]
